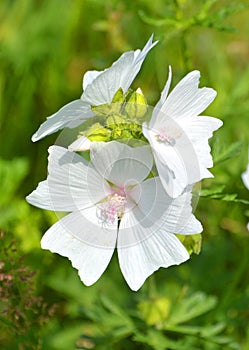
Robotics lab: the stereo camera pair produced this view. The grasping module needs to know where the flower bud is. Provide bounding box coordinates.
[124,88,147,119]
[85,123,111,142]
[106,115,126,129]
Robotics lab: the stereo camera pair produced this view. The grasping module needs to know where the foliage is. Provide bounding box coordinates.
[0,0,249,349]
[0,231,55,349]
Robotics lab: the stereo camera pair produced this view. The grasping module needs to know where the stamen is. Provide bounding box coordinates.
[96,193,127,226]
[154,126,181,146]
[155,133,176,146]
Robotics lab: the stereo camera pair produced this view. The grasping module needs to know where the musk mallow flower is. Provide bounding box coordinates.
[32,36,157,142]
[143,66,223,198]
[68,87,148,152]
[26,141,202,291]
[242,150,249,230]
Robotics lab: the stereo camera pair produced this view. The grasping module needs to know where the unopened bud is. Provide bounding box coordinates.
[125,88,147,119]
[85,123,111,142]
[106,115,126,129]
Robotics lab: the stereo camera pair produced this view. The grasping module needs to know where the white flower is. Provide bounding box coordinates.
[32,36,157,142]
[143,67,223,198]
[26,141,202,291]
[68,134,92,152]
[242,150,249,230]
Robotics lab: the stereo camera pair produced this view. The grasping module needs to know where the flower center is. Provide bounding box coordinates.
[96,193,127,226]
[155,133,176,145]
[155,126,182,146]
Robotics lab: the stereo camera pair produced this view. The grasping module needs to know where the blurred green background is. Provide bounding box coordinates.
[1,0,249,349]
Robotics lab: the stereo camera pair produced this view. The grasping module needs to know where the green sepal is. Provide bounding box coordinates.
[110,126,133,139]
[91,88,125,117]
[91,103,111,117]
[112,87,125,103]
[176,234,202,255]
[85,122,111,141]
[109,121,145,141]
[106,115,127,129]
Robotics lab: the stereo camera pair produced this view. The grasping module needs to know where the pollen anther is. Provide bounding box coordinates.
[96,193,127,225]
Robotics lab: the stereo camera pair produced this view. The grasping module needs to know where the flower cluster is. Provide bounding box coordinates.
[27,36,223,291]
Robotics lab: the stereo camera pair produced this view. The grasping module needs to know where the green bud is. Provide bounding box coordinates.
[138,297,171,326]
[91,88,125,117]
[112,88,125,103]
[106,115,126,129]
[111,126,132,140]
[176,233,202,255]
[124,88,147,119]
[85,122,111,142]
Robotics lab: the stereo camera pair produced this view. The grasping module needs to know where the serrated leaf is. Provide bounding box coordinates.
[212,141,242,165]
[201,188,249,204]
[100,295,132,323]
[200,184,226,197]
[166,292,217,326]
[138,10,178,27]
[134,329,191,350]
[165,322,225,338]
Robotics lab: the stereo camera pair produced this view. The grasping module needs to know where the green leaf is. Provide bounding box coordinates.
[201,186,249,204]
[176,234,202,255]
[100,295,133,324]
[134,329,191,350]
[138,10,178,27]
[48,323,85,350]
[164,322,226,337]
[165,292,217,326]
[212,140,242,165]
[200,184,226,197]
[0,157,29,205]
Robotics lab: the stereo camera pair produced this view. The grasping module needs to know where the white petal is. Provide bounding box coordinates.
[143,124,190,197]
[68,135,92,151]
[143,112,222,197]
[242,152,249,190]
[26,146,108,212]
[83,70,103,90]
[181,116,223,140]
[178,115,222,172]
[154,153,187,198]
[131,177,202,235]
[82,35,158,106]
[90,141,153,186]
[41,208,117,286]
[242,171,249,190]
[118,206,189,291]
[32,100,94,142]
[150,66,172,125]
[117,180,202,290]
[26,180,50,209]
[166,191,203,235]
[160,70,217,121]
